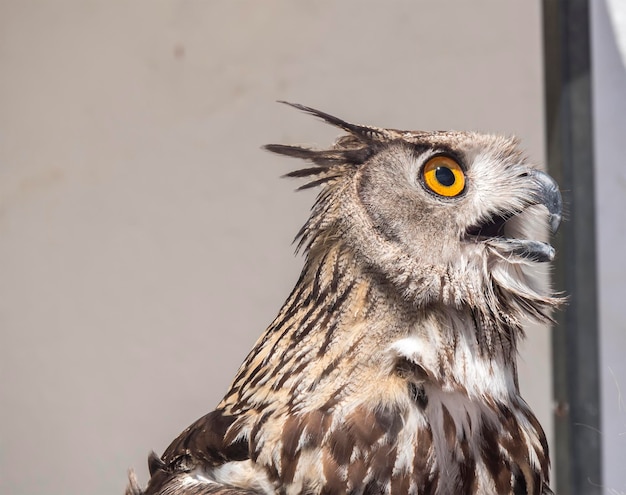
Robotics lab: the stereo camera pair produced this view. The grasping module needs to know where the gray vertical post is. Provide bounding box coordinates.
[542,0,602,493]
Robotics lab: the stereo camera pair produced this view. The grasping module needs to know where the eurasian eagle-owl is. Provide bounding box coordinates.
[127,103,563,495]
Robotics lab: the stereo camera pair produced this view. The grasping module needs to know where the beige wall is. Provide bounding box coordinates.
[0,2,550,494]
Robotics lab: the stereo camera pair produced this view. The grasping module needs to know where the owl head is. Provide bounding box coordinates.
[266,103,563,326]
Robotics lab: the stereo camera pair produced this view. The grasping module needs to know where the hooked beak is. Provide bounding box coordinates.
[528,169,563,234]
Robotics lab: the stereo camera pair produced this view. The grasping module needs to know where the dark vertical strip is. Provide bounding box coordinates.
[542,1,602,494]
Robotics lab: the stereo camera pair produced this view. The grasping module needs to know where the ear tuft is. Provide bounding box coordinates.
[277,101,396,143]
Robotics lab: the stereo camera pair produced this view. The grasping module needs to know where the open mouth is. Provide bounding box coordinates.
[465,211,556,263]
[464,169,562,264]
[466,214,511,239]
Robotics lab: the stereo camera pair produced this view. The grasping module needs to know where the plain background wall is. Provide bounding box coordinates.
[592,0,626,492]
[1,2,553,494]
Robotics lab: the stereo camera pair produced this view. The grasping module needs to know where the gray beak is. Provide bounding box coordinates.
[528,169,563,233]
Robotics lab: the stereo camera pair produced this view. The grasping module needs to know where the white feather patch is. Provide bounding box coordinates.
[208,460,275,495]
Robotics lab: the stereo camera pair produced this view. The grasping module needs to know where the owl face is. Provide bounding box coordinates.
[267,103,562,313]
[353,132,561,269]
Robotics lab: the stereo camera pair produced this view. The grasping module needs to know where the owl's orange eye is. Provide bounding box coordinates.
[422,156,465,197]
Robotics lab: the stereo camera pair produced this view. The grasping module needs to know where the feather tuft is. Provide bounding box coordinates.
[276,101,395,142]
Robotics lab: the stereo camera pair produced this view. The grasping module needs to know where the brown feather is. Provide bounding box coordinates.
[127,104,563,495]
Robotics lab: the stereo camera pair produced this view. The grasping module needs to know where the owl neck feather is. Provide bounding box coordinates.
[224,237,528,413]
[219,237,551,493]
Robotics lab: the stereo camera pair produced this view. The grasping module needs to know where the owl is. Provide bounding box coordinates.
[127,103,563,495]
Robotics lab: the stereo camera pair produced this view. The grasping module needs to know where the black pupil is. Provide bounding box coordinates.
[435,166,455,187]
